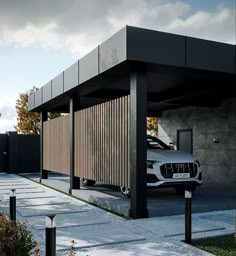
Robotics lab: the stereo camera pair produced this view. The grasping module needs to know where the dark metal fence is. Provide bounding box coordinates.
[0,132,40,173]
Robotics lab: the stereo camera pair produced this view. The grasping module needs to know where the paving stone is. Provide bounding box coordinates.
[1,191,57,200]
[133,215,225,237]
[0,180,27,183]
[0,188,45,195]
[0,183,32,187]
[26,212,110,230]
[200,213,235,226]
[55,223,145,251]
[0,206,8,214]
[0,186,37,190]
[0,197,73,207]
[17,203,89,217]
[73,241,189,256]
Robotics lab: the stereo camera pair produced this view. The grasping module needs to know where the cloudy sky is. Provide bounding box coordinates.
[0,0,235,133]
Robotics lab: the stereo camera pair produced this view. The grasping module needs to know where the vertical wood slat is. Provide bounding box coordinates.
[43,96,130,187]
[127,96,130,187]
[43,115,70,175]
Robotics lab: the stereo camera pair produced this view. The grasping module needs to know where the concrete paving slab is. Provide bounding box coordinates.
[0,186,37,190]
[17,203,89,217]
[1,191,57,200]
[73,241,193,256]
[72,189,130,217]
[42,179,70,194]
[0,206,8,214]
[0,183,32,187]
[0,180,28,183]
[1,195,56,202]
[55,223,145,251]
[200,213,235,226]
[133,215,225,237]
[0,197,69,208]
[0,196,72,207]
[0,188,45,195]
[27,212,110,230]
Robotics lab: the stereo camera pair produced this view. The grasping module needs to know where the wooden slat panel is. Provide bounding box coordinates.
[43,115,70,175]
[73,95,130,187]
[43,96,130,187]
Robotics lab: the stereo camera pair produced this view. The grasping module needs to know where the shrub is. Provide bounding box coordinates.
[0,214,37,256]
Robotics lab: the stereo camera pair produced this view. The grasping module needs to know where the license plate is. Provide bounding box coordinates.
[173,173,190,178]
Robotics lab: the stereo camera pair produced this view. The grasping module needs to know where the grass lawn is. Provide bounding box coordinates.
[192,234,236,256]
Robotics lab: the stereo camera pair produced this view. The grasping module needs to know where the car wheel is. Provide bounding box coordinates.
[120,186,131,198]
[175,186,197,195]
[81,178,96,186]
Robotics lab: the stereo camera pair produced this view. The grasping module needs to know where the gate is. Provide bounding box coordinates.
[0,134,8,172]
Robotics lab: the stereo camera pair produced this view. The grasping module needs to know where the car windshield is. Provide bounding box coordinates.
[147,136,171,150]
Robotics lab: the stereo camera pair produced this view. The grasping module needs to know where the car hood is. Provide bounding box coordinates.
[147,149,195,163]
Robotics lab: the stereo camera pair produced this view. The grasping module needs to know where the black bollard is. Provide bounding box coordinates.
[45,214,56,256]
[185,190,192,244]
[9,189,16,221]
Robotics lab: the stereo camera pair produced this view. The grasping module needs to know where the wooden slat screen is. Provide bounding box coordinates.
[75,95,130,187]
[43,115,70,175]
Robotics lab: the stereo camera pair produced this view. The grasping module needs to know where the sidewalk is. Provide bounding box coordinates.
[0,173,234,256]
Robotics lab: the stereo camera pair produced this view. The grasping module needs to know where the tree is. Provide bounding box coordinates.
[15,87,61,135]
[147,117,158,137]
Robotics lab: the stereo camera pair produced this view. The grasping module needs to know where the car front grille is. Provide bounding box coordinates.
[160,163,198,179]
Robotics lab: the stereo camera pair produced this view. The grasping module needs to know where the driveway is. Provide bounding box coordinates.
[21,172,236,218]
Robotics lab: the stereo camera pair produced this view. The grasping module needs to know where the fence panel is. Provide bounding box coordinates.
[75,96,130,187]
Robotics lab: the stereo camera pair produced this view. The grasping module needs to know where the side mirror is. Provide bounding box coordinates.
[169,141,176,150]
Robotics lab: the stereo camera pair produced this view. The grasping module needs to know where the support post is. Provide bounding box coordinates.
[129,71,148,219]
[40,111,48,182]
[9,189,16,221]
[69,97,80,194]
[185,190,192,244]
[45,215,56,256]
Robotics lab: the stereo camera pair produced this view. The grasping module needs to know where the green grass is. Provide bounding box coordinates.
[192,234,236,256]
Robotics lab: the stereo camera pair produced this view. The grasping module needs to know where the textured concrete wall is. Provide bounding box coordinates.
[158,97,236,185]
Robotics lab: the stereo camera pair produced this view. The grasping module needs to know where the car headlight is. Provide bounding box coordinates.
[194,159,201,167]
[147,160,157,169]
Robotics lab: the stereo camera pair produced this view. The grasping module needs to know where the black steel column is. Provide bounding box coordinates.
[69,97,80,194]
[40,111,48,182]
[129,71,148,219]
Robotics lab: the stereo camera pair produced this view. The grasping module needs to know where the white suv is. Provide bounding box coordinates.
[120,135,202,196]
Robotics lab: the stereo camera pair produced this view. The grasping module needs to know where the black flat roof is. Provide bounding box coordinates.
[28,26,236,113]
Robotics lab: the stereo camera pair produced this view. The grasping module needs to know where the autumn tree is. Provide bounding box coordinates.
[15,87,61,135]
[147,117,158,137]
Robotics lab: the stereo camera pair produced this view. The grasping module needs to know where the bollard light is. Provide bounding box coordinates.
[185,189,192,244]
[45,214,56,256]
[46,215,56,228]
[10,189,16,197]
[9,189,16,221]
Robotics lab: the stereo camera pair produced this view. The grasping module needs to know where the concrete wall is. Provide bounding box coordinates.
[158,97,236,185]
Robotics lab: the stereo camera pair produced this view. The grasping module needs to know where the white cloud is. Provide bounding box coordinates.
[164,6,235,44]
[0,119,16,133]
[0,97,17,133]
[0,0,234,57]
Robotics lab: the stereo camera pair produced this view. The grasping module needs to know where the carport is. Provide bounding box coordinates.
[28,26,236,219]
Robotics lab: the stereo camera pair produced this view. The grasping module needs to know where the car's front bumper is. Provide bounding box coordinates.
[146,167,202,188]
